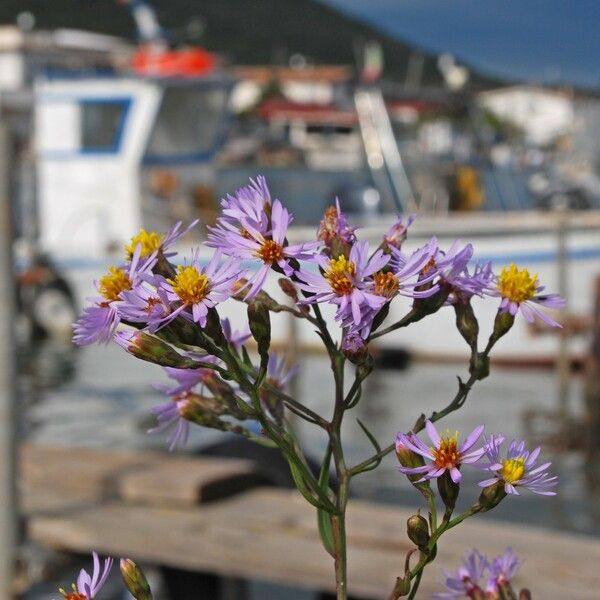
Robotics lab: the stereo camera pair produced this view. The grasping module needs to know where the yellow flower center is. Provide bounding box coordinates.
[497,263,537,304]
[325,255,356,296]
[257,239,284,263]
[169,265,210,305]
[500,457,525,483]
[125,228,165,259]
[373,271,399,298]
[431,431,461,469]
[98,267,132,301]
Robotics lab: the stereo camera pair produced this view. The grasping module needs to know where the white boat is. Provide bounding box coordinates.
[2,19,597,360]
[30,68,600,362]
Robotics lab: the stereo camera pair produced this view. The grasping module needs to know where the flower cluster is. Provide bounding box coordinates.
[70,175,566,599]
[436,548,520,599]
[396,421,557,496]
[72,176,565,455]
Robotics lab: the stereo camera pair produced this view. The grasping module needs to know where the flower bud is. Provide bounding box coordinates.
[437,470,460,511]
[153,251,176,279]
[341,331,369,365]
[454,300,479,348]
[248,302,271,363]
[518,589,532,600]
[490,311,515,346]
[476,480,507,512]
[412,285,451,320]
[395,440,431,497]
[120,558,152,600]
[204,307,225,345]
[115,331,197,369]
[158,316,204,347]
[278,278,299,302]
[406,513,430,549]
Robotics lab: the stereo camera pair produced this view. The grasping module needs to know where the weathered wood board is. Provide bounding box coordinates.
[22,445,600,599]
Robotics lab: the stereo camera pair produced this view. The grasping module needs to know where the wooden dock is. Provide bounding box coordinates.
[20,444,599,599]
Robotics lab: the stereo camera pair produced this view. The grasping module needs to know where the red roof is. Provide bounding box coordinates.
[257,97,357,125]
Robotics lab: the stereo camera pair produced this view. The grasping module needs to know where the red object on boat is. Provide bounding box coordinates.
[132,46,217,77]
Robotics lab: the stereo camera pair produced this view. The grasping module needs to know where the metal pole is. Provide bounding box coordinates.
[0,123,17,599]
[556,209,570,449]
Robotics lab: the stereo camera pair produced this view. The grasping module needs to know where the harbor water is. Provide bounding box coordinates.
[20,334,600,598]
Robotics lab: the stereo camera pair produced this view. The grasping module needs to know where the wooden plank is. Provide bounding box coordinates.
[27,488,600,599]
[20,445,261,510]
[117,458,261,506]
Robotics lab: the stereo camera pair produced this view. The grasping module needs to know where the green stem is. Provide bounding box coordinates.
[407,569,423,600]
[367,308,419,341]
[350,339,498,476]
[427,492,438,532]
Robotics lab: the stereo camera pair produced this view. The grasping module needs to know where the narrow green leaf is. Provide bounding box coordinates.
[316,445,335,556]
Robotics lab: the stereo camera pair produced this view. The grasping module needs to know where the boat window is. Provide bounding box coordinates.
[81,99,130,152]
[144,86,227,162]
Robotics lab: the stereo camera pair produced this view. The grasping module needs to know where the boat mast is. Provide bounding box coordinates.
[354,41,416,213]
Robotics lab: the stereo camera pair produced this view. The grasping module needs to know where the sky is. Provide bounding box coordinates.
[321,0,600,88]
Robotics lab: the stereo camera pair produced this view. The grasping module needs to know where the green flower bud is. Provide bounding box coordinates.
[119,332,197,369]
[204,307,225,345]
[490,311,515,346]
[395,441,431,497]
[437,470,460,511]
[406,513,430,549]
[477,480,507,512]
[153,251,177,279]
[248,302,271,363]
[454,300,479,348]
[411,285,451,320]
[120,558,152,600]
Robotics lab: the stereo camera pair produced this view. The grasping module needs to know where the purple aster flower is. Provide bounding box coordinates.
[434,549,488,599]
[210,176,272,239]
[207,178,319,300]
[155,249,243,328]
[221,317,251,349]
[341,330,367,354]
[148,396,191,451]
[478,436,558,496]
[448,261,495,304]
[376,239,440,300]
[265,353,299,390]
[125,220,199,260]
[434,240,474,286]
[317,199,358,248]
[396,420,485,483]
[116,281,172,331]
[73,246,155,346]
[382,214,415,250]
[296,241,390,330]
[491,263,565,327]
[258,353,299,423]
[486,548,519,593]
[339,239,439,338]
[59,551,113,600]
